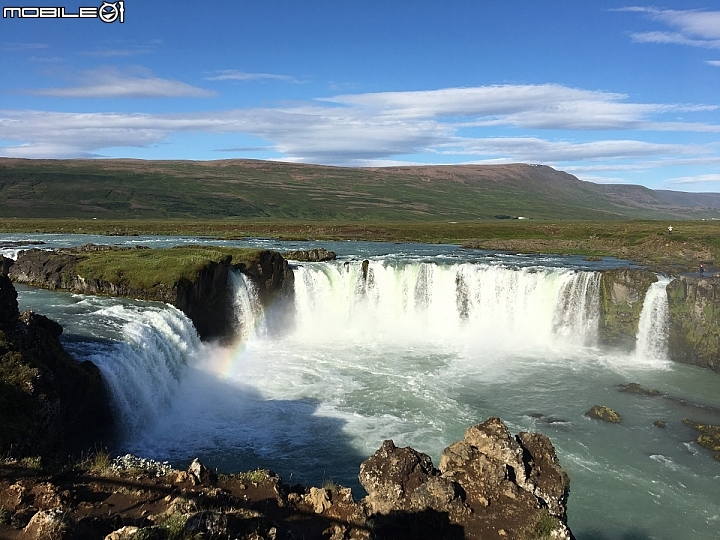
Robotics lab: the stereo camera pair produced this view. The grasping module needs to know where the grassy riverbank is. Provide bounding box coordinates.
[3,218,720,271]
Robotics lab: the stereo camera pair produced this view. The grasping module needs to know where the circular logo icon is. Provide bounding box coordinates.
[99,1,119,23]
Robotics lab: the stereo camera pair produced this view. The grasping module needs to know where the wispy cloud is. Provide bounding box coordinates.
[616,7,720,48]
[707,60,720,67]
[29,56,64,63]
[82,47,154,58]
[668,174,720,185]
[2,42,47,51]
[27,66,215,99]
[205,70,298,82]
[214,146,275,152]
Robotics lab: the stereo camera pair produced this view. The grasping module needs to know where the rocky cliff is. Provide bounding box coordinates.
[598,268,657,349]
[667,276,720,373]
[0,256,112,459]
[8,246,293,342]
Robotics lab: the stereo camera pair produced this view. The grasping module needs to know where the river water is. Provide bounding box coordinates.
[3,234,720,540]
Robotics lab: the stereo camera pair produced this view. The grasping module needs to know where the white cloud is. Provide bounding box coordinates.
[322,84,703,131]
[668,174,720,185]
[437,137,697,162]
[618,7,720,48]
[205,70,298,82]
[707,60,720,67]
[0,83,718,166]
[28,67,215,98]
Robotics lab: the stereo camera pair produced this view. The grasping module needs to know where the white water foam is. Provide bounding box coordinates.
[76,303,201,436]
[293,261,601,349]
[229,269,265,340]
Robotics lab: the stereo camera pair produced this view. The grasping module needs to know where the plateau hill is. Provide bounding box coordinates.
[0,158,717,221]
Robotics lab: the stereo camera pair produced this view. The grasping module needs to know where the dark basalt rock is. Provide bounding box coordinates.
[683,418,720,453]
[619,382,660,396]
[0,269,112,459]
[667,276,720,374]
[585,405,622,423]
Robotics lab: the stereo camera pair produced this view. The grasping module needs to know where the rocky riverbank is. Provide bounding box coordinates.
[0,418,573,540]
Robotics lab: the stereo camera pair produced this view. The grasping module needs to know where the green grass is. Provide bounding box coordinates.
[76,448,112,475]
[236,469,270,484]
[73,246,264,292]
[522,510,561,540]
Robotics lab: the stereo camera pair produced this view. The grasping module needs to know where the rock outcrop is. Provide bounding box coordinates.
[283,247,337,262]
[359,417,573,539]
[8,246,293,342]
[598,268,657,349]
[0,256,112,459]
[584,405,622,423]
[666,275,720,373]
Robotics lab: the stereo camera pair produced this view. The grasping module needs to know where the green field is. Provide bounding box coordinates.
[2,218,719,272]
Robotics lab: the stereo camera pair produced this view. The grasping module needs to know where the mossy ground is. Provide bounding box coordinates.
[74,246,264,292]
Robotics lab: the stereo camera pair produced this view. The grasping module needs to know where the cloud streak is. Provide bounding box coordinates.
[205,70,298,82]
[1,83,718,168]
[668,174,720,185]
[618,7,720,48]
[27,67,215,99]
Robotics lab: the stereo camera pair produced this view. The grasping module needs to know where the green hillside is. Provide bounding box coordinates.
[0,158,717,221]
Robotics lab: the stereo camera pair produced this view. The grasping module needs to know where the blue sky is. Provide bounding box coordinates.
[1,1,719,191]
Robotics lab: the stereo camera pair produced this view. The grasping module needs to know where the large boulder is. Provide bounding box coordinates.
[359,418,573,540]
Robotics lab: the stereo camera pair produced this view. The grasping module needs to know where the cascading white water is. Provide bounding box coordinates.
[292,261,601,348]
[635,277,671,361]
[229,269,265,340]
[74,303,201,435]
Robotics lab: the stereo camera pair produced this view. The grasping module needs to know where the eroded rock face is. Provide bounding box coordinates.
[667,276,720,373]
[0,270,112,458]
[599,268,657,349]
[360,417,573,540]
[358,439,447,515]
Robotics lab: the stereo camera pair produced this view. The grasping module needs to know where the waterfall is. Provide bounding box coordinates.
[70,303,201,436]
[635,277,671,360]
[291,261,601,347]
[229,269,265,340]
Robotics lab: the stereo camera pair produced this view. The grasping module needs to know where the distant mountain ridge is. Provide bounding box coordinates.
[0,158,716,220]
